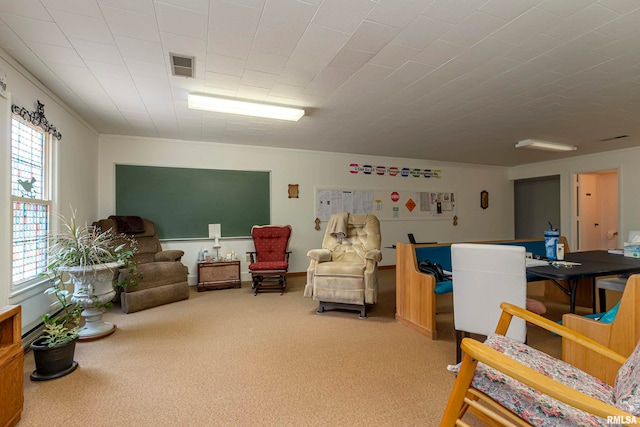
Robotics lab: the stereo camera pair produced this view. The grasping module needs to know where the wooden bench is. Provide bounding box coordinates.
[395,237,578,340]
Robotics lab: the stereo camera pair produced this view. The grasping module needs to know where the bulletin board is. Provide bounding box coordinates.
[315,188,456,221]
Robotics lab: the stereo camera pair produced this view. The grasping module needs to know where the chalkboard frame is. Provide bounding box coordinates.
[115,165,271,239]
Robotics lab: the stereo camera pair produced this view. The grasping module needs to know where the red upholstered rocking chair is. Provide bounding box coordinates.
[247,225,292,295]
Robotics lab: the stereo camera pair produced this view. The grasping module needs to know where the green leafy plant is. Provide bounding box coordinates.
[40,275,81,347]
[38,209,139,346]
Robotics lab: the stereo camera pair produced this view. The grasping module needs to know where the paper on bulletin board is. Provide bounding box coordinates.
[316,187,455,221]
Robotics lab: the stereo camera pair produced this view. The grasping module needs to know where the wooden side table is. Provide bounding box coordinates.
[0,305,23,427]
[197,260,241,291]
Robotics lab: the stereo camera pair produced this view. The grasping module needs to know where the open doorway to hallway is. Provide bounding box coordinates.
[575,170,618,251]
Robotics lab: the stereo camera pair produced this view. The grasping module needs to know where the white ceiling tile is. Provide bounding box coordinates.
[455,37,514,66]
[313,0,374,34]
[205,71,241,91]
[101,6,161,42]
[276,64,316,87]
[98,0,155,15]
[268,83,304,98]
[3,15,70,46]
[597,0,640,14]
[366,0,430,28]
[208,29,253,59]
[227,0,266,8]
[261,0,317,37]
[155,2,208,40]
[289,24,350,72]
[47,9,113,44]
[594,7,640,39]
[68,38,123,64]
[236,84,270,100]
[328,48,374,71]
[423,0,490,25]
[371,43,420,68]
[0,0,52,21]
[25,41,84,66]
[412,40,467,67]
[537,0,597,18]
[479,0,539,21]
[492,7,564,45]
[337,76,376,95]
[114,36,165,63]
[304,67,353,97]
[251,26,297,57]
[351,64,394,83]
[344,20,400,54]
[440,12,507,48]
[206,53,246,76]
[393,15,453,50]
[544,4,619,42]
[209,0,260,37]
[502,33,562,63]
[42,0,102,17]
[241,69,278,89]
[160,32,207,60]
[156,0,209,13]
[85,60,130,80]
[245,50,287,74]
[125,58,171,80]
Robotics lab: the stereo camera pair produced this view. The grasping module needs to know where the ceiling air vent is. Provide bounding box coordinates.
[170,53,195,78]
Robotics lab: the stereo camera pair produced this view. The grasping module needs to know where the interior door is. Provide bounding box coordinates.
[576,170,618,251]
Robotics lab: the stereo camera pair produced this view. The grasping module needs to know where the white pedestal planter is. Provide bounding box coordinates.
[66,262,120,340]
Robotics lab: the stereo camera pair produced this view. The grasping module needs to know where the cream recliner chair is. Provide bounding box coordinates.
[304,213,382,318]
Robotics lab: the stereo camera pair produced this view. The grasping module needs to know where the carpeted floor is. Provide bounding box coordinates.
[18,269,592,427]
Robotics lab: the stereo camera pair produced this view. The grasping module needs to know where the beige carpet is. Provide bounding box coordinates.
[19,270,588,427]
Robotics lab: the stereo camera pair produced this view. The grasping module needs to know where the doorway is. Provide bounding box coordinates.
[514,175,560,239]
[575,170,619,251]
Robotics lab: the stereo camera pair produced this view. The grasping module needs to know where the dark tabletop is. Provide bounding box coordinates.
[526,250,640,281]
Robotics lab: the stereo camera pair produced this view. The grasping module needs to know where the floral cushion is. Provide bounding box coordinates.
[449,334,615,426]
[614,339,640,415]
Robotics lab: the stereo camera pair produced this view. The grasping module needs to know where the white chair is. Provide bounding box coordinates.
[451,243,527,363]
[597,230,640,312]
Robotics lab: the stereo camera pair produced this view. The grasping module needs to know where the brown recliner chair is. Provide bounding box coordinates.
[304,213,382,318]
[93,216,189,313]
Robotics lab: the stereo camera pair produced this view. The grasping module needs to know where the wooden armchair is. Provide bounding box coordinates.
[441,302,637,426]
[562,274,640,385]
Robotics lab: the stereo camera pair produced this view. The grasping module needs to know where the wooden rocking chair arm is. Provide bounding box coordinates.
[461,338,633,423]
[498,303,627,365]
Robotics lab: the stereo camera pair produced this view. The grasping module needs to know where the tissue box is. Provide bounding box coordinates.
[624,242,640,258]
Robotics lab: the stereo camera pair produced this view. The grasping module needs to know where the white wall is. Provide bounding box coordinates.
[98,135,514,283]
[0,51,99,333]
[509,148,640,251]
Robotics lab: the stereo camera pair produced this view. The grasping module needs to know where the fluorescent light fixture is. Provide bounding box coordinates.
[515,139,577,152]
[188,93,304,121]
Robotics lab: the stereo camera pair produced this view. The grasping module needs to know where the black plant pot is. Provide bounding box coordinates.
[30,337,78,381]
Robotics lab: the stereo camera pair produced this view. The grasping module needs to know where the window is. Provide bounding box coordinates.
[11,117,51,287]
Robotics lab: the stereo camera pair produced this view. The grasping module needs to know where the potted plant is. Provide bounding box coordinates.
[44,209,138,340]
[29,274,82,381]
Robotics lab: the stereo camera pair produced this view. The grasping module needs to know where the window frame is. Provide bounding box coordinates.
[10,114,53,292]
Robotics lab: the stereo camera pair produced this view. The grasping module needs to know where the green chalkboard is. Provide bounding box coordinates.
[115,165,270,239]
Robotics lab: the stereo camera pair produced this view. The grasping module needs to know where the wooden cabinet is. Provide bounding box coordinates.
[0,305,23,427]
[197,260,241,291]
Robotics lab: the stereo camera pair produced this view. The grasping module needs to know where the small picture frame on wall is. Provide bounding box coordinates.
[288,184,299,198]
[480,190,489,209]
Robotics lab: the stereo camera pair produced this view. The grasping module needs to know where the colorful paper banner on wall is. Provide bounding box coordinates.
[349,163,441,178]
